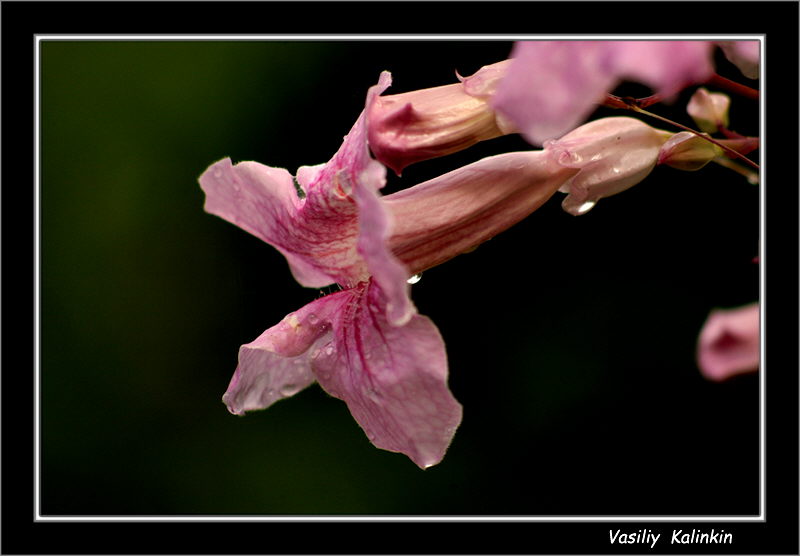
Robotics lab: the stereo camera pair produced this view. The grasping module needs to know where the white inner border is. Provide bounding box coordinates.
[33,34,766,523]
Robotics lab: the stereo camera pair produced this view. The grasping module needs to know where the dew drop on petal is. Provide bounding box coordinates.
[308,313,319,325]
[407,273,422,285]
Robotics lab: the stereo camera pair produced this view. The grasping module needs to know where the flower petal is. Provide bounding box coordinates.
[609,40,714,99]
[492,41,617,145]
[493,40,713,145]
[222,291,349,415]
[199,157,362,288]
[717,40,760,80]
[312,280,462,469]
[384,150,577,274]
[697,303,760,382]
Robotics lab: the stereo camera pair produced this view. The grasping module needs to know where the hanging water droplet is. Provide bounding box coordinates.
[575,200,597,215]
[407,273,422,285]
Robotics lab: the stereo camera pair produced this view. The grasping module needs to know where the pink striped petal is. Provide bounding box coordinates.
[697,303,760,382]
[200,158,363,288]
[312,280,462,469]
[384,150,578,274]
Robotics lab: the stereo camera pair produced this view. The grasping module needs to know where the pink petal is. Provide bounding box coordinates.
[384,150,578,273]
[492,41,617,146]
[609,40,714,98]
[223,291,349,415]
[717,41,760,80]
[312,280,462,469]
[697,303,760,382]
[493,40,714,146]
[199,157,363,288]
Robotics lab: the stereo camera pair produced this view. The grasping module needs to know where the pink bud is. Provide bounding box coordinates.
[687,88,731,133]
[543,117,669,215]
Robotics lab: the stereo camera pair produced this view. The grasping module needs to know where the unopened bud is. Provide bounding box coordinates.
[687,88,730,133]
[367,61,513,175]
[658,132,722,171]
[543,117,669,215]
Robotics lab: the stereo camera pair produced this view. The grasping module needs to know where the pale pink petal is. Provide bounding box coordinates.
[686,87,731,133]
[199,157,362,288]
[492,41,617,145]
[717,41,760,80]
[493,40,714,146]
[609,40,714,99]
[385,150,578,273]
[312,281,462,469]
[223,291,350,415]
[544,117,669,215]
[697,303,760,382]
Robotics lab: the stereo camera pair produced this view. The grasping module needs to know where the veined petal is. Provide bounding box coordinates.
[200,157,362,288]
[223,291,349,415]
[312,280,462,469]
[384,151,578,274]
[697,303,760,382]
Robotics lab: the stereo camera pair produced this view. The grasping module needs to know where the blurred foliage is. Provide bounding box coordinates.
[40,41,759,516]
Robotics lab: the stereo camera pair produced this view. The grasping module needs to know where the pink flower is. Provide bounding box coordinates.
[697,303,760,381]
[492,40,716,145]
[199,72,579,468]
[367,60,514,175]
[542,117,670,215]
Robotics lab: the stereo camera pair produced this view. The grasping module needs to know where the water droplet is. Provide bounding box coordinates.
[324,343,335,356]
[311,348,321,359]
[611,167,621,174]
[575,200,597,215]
[307,313,319,325]
[407,274,422,285]
[213,167,222,179]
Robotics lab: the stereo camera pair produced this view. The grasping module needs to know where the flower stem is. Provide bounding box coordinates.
[712,156,760,185]
[626,103,760,171]
[706,73,759,100]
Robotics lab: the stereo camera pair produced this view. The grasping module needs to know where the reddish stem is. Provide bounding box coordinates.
[706,73,759,100]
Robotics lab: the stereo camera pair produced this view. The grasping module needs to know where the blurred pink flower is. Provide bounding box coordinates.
[492,40,715,146]
[697,303,760,381]
[199,72,580,467]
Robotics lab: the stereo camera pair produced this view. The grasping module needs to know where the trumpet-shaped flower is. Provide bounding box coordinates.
[367,60,515,175]
[697,303,759,381]
[200,72,581,468]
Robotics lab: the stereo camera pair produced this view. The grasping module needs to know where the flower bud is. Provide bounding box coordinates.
[687,88,730,133]
[367,61,514,175]
[543,117,669,215]
[658,131,722,171]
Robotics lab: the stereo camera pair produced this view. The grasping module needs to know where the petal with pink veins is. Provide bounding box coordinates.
[313,281,462,469]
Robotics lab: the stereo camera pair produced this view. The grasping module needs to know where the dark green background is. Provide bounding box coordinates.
[39,41,760,516]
